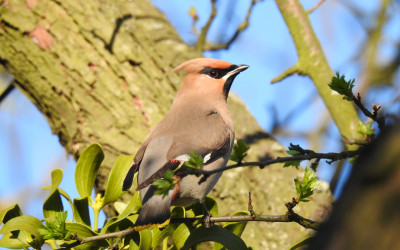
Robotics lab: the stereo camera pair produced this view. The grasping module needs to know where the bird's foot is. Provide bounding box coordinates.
[202,203,213,228]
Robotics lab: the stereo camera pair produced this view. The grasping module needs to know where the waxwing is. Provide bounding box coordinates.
[123,58,249,230]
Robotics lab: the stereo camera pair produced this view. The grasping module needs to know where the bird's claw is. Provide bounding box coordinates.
[202,212,213,228]
[202,203,214,228]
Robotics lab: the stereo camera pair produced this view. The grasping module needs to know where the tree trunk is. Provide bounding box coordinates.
[309,124,400,250]
[0,0,332,248]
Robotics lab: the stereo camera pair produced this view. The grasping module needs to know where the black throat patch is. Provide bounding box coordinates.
[200,65,239,99]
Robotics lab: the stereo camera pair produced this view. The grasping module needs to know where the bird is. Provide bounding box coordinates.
[122,58,249,231]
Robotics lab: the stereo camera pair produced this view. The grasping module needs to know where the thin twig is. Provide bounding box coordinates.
[58,227,136,250]
[352,93,385,130]
[248,192,256,219]
[0,82,15,104]
[195,0,217,51]
[307,0,326,14]
[58,209,319,249]
[196,147,363,183]
[171,212,319,230]
[205,0,260,51]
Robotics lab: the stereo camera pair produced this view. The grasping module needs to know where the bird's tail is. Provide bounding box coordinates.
[134,186,174,231]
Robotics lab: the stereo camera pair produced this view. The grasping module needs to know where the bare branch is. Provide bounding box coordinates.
[248,192,256,218]
[0,81,15,104]
[205,0,260,51]
[59,195,319,250]
[195,146,363,182]
[307,0,326,14]
[58,228,137,250]
[270,63,305,83]
[195,0,217,51]
[171,211,319,230]
[352,93,385,130]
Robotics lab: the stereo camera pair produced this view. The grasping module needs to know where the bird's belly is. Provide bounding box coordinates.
[171,156,228,207]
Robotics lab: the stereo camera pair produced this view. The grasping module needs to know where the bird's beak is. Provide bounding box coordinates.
[232,64,249,75]
[223,64,249,80]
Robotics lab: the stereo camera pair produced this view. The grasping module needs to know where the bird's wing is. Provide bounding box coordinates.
[130,111,233,230]
[137,111,232,190]
[122,133,152,191]
[123,109,232,190]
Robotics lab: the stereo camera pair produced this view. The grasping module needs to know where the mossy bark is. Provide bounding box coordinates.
[0,0,332,248]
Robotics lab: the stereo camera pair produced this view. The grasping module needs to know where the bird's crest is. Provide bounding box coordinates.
[172,58,232,74]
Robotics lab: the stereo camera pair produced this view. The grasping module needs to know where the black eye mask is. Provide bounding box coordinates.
[199,65,238,79]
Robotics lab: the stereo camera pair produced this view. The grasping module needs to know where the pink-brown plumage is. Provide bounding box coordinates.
[123,58,249,230]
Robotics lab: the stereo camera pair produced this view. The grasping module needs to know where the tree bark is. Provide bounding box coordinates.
[0,0,332,248]
[309,124,400,249]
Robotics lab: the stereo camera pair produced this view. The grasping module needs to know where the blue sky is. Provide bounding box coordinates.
[1,0,399,236]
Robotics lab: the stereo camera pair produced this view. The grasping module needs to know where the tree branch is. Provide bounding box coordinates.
[58,198,319,249]
[195,0,217,51]
[306,0,326,14]
[273,0,363,150]
[352,93,385,130]
[205,0,260,51]
[195,146,363,183]
[170,212,319,230]
[0,81,15,104]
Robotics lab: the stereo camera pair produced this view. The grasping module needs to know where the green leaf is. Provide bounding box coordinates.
[184,151,204,170]
[173,223,191,249]
[310,162,318,172]
[289,236,313,250]
[0,232,30,249]
[139,229,152,250]
[103,155,135,205]
[283,160,301,169]
[0,215,44,248]
[286,150,300,156]
[65,222,96,238]
[151,207,184,248]
[73,197,91,226]
[171,206,185,219]
[0,204,22,224]
[75,143,104,198]
[117,191,142,220]
[294,168,318,202]
[357,120,375,136]
[129,239,140,250]
[64,222,108,248]
[152,170,175,197]
[100,217,118,235]
[328,72,355,101]
[50,168,63,192]
[38,211,70,240]
[43,186,73,210]
[101,191,142,235]
[114,202,128,214]
[189,196,218,217]
[43,169,64,220]
[43,189,64,220]
[182,226,247,250]
[230,140,250,163]
[151,225,175,248]
[126,214,139,225]
[214,211,250,250]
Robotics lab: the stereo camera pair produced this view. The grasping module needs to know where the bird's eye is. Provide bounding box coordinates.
[209,70,219,78]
